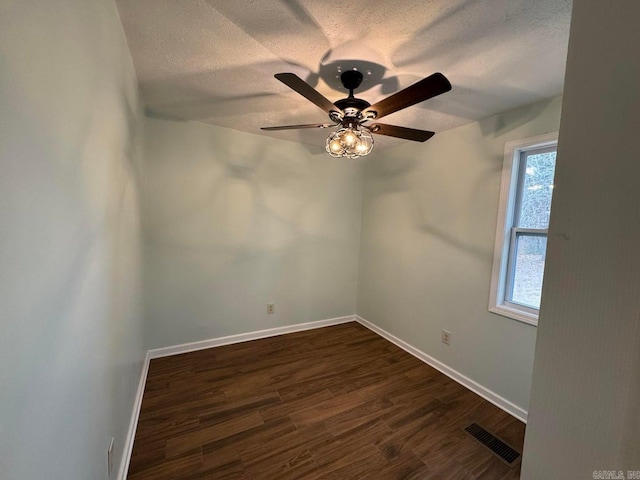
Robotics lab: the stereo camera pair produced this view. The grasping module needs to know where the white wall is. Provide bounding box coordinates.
[521,0,640,477]
[142,118,363,349]
[0,1,145,479]
[357,97,563,413]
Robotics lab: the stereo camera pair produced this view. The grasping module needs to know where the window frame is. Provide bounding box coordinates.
[489,132,558,326]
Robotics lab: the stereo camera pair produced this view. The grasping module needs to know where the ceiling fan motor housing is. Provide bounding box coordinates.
[334,97,370,112]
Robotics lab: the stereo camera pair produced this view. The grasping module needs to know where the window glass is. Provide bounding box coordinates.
[517,151,556,229]
[510,233,547,309]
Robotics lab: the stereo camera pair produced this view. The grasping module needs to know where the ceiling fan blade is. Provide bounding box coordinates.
[368,123,435,142]
[274,73,342,115]
[363,73,451,120]
[261,123,336,131]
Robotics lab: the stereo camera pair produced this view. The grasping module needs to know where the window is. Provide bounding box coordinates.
[489,133,557,325]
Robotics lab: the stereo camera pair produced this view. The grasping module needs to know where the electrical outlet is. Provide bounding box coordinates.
[442,330,451,345]
[267,303,275,314]
[107,437,114,477]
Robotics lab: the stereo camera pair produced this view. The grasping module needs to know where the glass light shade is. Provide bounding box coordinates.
[325,126,374,158]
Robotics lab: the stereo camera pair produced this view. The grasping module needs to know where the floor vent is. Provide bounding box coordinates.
[464,423,521,466]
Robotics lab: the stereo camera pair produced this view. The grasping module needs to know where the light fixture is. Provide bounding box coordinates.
[325,125,374,158]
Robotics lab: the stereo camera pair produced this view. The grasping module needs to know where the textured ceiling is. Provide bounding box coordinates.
[116,0,572,148]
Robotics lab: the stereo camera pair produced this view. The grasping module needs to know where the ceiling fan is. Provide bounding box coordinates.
[261,70,451,158]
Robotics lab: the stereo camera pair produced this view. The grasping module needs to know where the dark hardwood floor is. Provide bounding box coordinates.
[128,322,525,479]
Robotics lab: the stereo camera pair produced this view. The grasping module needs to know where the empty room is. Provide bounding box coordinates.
[1,0,639,479]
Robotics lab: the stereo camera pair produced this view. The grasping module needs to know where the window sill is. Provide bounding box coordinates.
[489,305,538,326]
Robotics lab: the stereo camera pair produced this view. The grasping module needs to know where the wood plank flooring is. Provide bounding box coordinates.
[128,322,525,479]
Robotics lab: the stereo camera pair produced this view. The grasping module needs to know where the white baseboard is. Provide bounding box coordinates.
[355,315,528,423]
[148,315,356,359]
[117,351,151,480]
